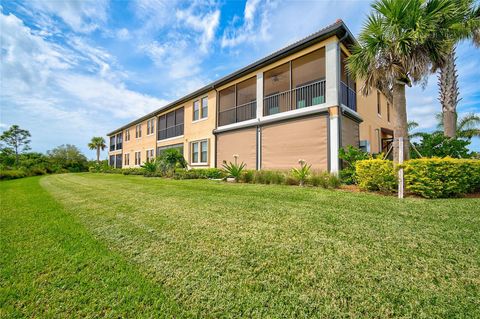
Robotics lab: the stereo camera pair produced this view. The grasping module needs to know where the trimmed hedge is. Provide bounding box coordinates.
[0,170,27,181]
[174,168,225,180]
[403,158,480,198]
[355,159,397,193]
[355,158,480,198]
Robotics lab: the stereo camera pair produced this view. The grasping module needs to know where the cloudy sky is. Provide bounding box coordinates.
[1,0,479,159]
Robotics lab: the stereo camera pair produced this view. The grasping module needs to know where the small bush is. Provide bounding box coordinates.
[403,158,480,198]
[122,168,145,175]
[356,159,397,193]
[290,159,311,186]
[0,170,27,180]
[284,175,299,186]
[27,166,47,176]
[239,170,255,183]
[308,171,341,189]
[338,146,370,184]
[174,168,224,180]
[222,156,246,182]
[253,170,285,185]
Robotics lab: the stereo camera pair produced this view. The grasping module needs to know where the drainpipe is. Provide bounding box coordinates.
[337,31,349,170]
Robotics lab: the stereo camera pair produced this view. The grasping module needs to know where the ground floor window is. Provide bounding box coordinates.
[190,139,208,165]
[115,154,122,168]
[157,143,184,157]
[146,149,154,162]
[124,153,130,166]
[109,155,115,167]
[135,151,141,166]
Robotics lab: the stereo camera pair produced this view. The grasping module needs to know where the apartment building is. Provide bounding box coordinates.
[107,20,394,172]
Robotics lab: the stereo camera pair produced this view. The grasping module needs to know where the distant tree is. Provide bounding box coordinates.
[411,132,472,158]
[0,125,31,166]
[436,112,480,139]
[88,136,107,163]
[47,144,88,172]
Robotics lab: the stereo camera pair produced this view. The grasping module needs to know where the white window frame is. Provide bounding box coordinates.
[124,153,130,166]
[135,151,141,166]
[190,139,209,165]
[200,96,208,119]
[145,148,154,162]
[147,118,155,135]
[193,100,200,121]
[136,124,142,138]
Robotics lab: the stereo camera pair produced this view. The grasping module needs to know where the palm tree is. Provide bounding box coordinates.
[348,0,457,162]
[436,112,480,138]
[439,0,480,137]
[88,137,106,163]
[407,120,424,139]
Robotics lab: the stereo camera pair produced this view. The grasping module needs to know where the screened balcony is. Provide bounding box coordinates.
[340,51,357,111]
[109,136,115,151]
[218,77,257,127]
[158,107,184,140]
[264,48,326,116]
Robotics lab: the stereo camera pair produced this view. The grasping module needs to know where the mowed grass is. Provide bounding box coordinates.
[1,174,480,318]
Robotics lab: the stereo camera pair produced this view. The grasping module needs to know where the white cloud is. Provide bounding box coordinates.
[27,0,109,33]
[0,10,167,155]
[117,28,130,40]
[176,7,220,52]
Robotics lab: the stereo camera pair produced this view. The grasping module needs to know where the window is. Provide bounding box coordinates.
[193,100,200,121]
[125,129,130,141]
[115,154,122,168]
[147,118,155,135]
[136,124,142,138]
[116,133,122,150]
[190,140,208,165]
[109,155,115,167]
[109,136,115,151]
[201,97,208,119]
[157,143,184,157]
[377,91,381,115]
[124,153,130,166]
[146,149,154,162]
[387,102,391,122]
[158,107,184,140]
[135,151,141,166]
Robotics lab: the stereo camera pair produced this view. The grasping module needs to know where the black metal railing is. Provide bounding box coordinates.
[340,81,357,111]
[218,101,256,126]
[158,123,184,140]
[264,80,326,116]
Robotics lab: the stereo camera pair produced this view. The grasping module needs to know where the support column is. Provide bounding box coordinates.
[329,106,340,174]
[325,41,340,107]
[256,72,263,119]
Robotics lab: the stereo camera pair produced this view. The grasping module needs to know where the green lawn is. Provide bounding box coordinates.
[1,174,479,318]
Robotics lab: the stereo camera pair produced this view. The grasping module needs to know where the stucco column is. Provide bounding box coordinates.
[325,41,339,107]
[256,72,263,119]
[329,106,340,174]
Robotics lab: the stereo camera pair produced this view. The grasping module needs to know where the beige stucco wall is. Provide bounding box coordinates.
[341,116,360,149]
[357,89,394,153]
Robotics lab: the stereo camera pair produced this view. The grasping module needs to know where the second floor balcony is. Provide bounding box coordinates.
[264,79,325,116]
[218,101,257,126]
[158,123,184,140]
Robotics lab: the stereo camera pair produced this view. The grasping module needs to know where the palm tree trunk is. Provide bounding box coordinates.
[438,47,459,138]
[96,147,100,163]
[393,82,410,163]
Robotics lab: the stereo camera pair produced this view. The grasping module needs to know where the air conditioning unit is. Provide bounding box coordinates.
[359,140,370,153]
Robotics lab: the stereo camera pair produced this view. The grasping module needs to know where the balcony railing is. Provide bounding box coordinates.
[341,81,357,111]
[264,80,326,116]
[158,123,184,140]
[218,101,257,126]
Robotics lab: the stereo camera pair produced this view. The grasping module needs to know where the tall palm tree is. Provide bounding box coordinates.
[88,137,106,163]
[439,0,480,137]
[348,0,457,162]
[436,112,480,138]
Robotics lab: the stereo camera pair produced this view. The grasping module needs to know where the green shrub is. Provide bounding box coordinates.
[411,133,473,159]
[173,168,224,180]
[253,170,285,185]
[356,159,397,193]
[122,168,145,175]
[339,146,371,184]
[0,170,27,180]
[222,157,246,182]
[284,175,299,186]
[308,171,341,189]
[27,166,47,176]
[239,170,255,183]
[403,158,480,198]
[141,159,158,173]
[290,160,311,186]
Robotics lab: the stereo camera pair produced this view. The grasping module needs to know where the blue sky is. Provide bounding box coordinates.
[1,0,479,159]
